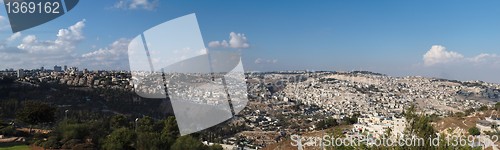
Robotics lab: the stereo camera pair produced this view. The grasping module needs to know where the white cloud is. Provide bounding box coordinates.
[0,20,86,70]
[229,32,250,48]
[423,45,464,66]
[208,40,229,48]
[209,32,250,49]
[114,0,159,10]
[254,58,277,64]
[0,32,21,50]
[6,32,21,43]
[80,38,131,70]
[171,47,207,60]
[254,58,262,64]
[82,39,129,59]
[0,19,132,71]
[468,53,499,63]
[21,35,36,44]
[17,19,86,54]
[422,45,500,66]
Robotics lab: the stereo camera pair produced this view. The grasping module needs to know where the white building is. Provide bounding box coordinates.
[353,115,406,139]
[476,117,500,134]
[17,69,25,78]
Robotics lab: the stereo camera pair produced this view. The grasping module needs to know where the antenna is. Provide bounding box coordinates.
[206,48,236,116]
[140,33,155,72]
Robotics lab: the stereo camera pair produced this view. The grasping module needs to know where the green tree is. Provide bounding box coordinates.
[110,115,129,129]
[464,108,475,115]
[316,117,338,129]
[87,119,111,147]
[453,112,465,117]
[16,101,56,132]
[136,132,162,150]
[384,127,392,138]
[161,116,180,148]
[57,122,90,141]
[404,105,437,150]
[478,106,488,111]
[137,116,155,132]
[341,113,360,125]
[0,125,18,136]
[170,135,207,150]
[468,127,480,136]
[41,136,62,149]
[102,127,136,150]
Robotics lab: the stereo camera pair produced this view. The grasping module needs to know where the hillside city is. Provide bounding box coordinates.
[1,66,500,149]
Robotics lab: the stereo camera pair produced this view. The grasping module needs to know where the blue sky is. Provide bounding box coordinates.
[1,0,500,82]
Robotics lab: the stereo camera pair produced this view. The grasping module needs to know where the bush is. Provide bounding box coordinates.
[33,132,47,139]
[316,117,338,129]
[468,127,481,136]
[136,132,162,150]
[59,123,89,141]
[170,135,207,150]
[0,126,17,136]
[102,128,136,150]
[478,106,489,111]
[61,139,82,149]
[41,136,61,149]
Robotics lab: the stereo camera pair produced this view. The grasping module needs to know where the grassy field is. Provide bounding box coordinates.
[0,145,29,150]
[0,143,30,150]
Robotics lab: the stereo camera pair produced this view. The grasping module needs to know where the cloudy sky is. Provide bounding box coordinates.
[0,0,499,83]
